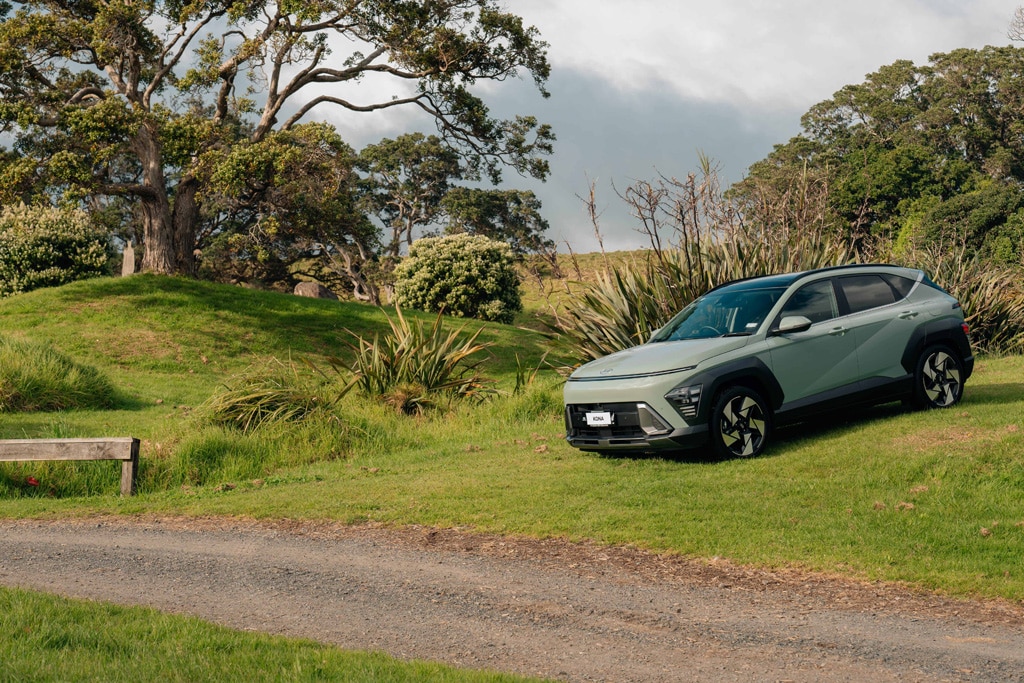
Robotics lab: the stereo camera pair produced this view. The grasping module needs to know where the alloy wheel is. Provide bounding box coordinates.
[719,394,767,457]
[921,350,962,407]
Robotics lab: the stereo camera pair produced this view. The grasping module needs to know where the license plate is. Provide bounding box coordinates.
[585,411,613,427]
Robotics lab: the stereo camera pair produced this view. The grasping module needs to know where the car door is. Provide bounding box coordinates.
[835,273,920,381]
[766,278,860,405]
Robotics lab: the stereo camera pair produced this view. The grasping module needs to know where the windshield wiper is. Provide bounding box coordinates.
[721,332,753,337]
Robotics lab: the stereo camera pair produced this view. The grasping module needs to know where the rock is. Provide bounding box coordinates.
[294,282,338,300]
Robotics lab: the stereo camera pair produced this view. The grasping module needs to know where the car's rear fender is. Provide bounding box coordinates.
[900,317,974,379]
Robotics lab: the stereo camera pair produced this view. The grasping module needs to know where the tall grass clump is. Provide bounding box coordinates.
[338,307,495,414]
[201,361,332,433]
[167,418,347,487]
[0,336,115,411]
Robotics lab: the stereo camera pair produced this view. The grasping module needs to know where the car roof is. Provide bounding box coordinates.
[709,263,918,295]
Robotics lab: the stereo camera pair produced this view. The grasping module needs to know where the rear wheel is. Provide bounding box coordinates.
[913,345,964,409]
[710,386,771,459]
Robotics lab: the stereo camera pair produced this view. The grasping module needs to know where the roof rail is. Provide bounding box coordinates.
[798,262,905,278]
[705,263,911,295]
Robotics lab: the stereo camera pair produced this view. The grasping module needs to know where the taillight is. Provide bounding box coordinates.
[961,322,970,336]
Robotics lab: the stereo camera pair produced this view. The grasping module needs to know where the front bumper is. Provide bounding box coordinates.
[565,423,709,453]
[564,402,708,453]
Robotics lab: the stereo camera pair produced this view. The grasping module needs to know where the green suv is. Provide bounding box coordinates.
[563,264,973,458]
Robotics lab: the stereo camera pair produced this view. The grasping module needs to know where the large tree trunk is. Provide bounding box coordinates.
[172,175,200,276]
[133,123,178,274]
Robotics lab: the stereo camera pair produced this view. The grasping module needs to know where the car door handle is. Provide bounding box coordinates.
[898,310,919,319]
[828,327,848,336]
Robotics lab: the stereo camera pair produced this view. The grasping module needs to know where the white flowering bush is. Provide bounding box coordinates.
[392,234,522,324]
[0,204,111,297]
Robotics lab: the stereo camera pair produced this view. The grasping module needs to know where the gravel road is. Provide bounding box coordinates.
[1,517,1022,682]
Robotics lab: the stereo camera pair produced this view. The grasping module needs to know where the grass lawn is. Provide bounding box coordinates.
[0,586,539,682]
[0,275,1022,603]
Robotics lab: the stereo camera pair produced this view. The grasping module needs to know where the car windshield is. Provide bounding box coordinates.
[650,286,787,342]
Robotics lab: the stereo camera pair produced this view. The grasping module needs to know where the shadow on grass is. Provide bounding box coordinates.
[769,402,909,452]
[591,375,1024,466]
[592,402,913,466]
[591,445,722,466]
[962,382,1024,406]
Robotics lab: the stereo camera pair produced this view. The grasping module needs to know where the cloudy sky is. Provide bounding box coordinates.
[328,0,1022,253]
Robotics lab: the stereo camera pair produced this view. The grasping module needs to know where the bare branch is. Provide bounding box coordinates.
[1010,6,1024,41]
[281,93,427,130]
[146,9,227,108]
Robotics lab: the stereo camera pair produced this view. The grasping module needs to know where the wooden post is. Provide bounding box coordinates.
[120,438,140,496]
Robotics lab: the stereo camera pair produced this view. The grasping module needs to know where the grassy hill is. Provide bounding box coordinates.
[1,274,1023,602]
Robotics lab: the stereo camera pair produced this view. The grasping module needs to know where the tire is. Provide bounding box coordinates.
[710,386,771,459]
[913,345,965,409]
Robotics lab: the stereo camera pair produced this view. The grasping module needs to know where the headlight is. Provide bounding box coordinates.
[665,383,702,419]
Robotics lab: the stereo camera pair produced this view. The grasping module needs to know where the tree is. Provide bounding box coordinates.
[357,133,463,259]
[1010,6,1024,42]
[0,0,553,275]
[732,46,1024,253]
[357,133,553,256]
[350,132,553,302]
[442,187,553,256]
[196,122,378,292]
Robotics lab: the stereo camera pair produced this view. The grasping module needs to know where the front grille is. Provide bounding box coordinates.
[565,403,646,439]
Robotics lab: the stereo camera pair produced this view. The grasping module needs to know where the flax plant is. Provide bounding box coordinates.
[336,307,495,413]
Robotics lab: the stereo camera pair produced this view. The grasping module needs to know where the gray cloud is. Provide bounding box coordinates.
[488,71,801,251]
[308,0,1022,253]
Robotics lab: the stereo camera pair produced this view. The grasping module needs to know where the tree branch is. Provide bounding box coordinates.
[98,182,160,199]
[69,86,105,104]
[145,9,226,109]
[281,92,426,129]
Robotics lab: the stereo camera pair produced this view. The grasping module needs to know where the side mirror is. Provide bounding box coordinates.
[772,315,813,335]
[647,327,663,343]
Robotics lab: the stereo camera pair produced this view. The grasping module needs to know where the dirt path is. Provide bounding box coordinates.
[1,517,1023,682]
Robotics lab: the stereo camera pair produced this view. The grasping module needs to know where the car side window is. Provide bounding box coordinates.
[779,280,838,324]
[882,274,916,299]
[839,275,897,314]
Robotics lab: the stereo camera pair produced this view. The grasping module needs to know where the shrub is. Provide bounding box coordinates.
[337,307,495,413]
[0,336,116,411]
[392,234,522,324]
[0,204,111,297]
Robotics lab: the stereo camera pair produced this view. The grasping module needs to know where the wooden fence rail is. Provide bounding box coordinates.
[0,438,140,496]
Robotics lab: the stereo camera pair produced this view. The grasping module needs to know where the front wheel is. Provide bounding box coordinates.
[710,386,771,459]
[913,346,965,409]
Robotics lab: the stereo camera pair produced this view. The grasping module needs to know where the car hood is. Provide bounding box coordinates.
[570,337,750,380]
